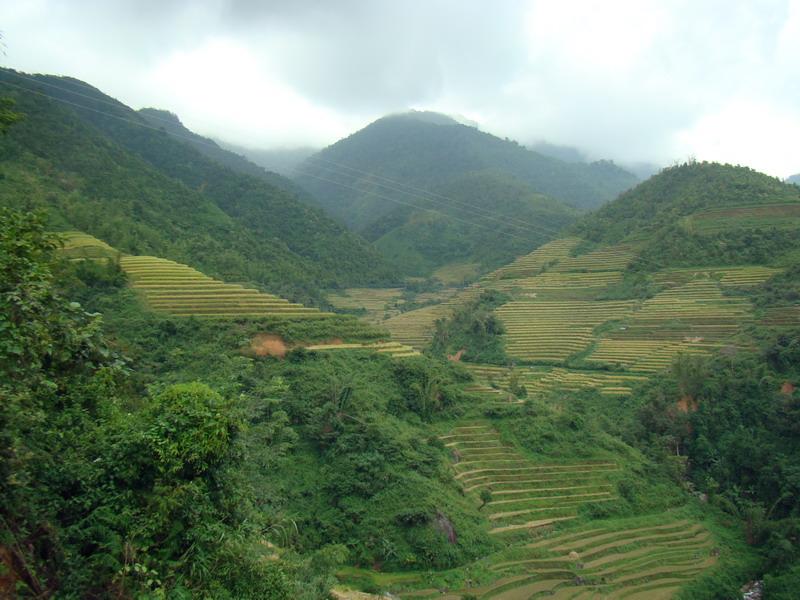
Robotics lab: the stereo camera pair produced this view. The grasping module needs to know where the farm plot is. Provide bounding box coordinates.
[463,365,647,397]
[382,284,484,349]
[524,368,649,397]
[327,287,404,322]
[603,279,752,345]
[654,266,781,288]
[120,255,331,318]
[496,300,636,362]
[441,423,618,536]
[460,518,716,599]
[689,202,800,232]
[304,340,420,358]
[586,339,715,373]
[761,306,800,327]
[551,244,637,273]
[58,231,119,260]
[491,238,581,280]
[492,271,624,300]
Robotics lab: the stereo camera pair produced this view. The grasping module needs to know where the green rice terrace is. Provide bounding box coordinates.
[60,231,332,319]
[442,423,619,535]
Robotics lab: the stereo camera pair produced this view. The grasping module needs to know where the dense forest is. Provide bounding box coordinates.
[294,111,637,276]
[0,69,397,304]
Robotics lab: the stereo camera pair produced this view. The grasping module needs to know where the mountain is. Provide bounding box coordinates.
[0,68,396,302]
[527,141,588,163]
[788,173,800,185]
[294,112,634,275]
[361,171,579,275]
[297,112,638,219]
[575,161,800,268]
[216,141,316,177]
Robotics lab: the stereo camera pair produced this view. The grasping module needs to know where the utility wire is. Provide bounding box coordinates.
[1,74,562,239]
[300,157,567,237]
[0,71,660,269]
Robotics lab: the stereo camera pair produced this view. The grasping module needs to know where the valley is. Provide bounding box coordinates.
[2,64,799,600]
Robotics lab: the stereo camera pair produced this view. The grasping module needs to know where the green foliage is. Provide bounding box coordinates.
[0,208,297,598]
[575,161,800,269]
[430,290,510,364]
[368,172,579,276]
[297,112,635,275]
[0,69,397,305]
[634,331,800,587]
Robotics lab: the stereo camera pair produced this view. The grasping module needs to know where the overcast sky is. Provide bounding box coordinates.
[2,0,798,177]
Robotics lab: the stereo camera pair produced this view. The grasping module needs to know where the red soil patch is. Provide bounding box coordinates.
[448,349,465,362]
[781,381,796,395]
[250,334,289,358]
[676,395,699,413]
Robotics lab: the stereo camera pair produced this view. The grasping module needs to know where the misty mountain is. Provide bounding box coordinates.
[788,173,800,185]
[298,112,638,218]
[527,141,588,163]
[293,112,635,275]
[0,68,397,301]
[216,141,317,177]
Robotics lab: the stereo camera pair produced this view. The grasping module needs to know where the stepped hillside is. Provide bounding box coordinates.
[0,68,396,303]
[295,112,609,275]
[575,161,800,268]
[357,162,800,399]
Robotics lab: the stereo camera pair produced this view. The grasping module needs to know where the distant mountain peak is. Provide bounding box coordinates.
[381,110,464,127]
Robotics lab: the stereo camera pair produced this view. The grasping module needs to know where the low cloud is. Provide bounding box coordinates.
[1,0,797,176]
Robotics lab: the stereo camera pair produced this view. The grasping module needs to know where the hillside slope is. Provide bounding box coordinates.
[575,161,800,268]
[295,112,613,275]
[0,68,396,302]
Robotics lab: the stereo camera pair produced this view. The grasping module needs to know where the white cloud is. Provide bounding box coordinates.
[1,0,799,176]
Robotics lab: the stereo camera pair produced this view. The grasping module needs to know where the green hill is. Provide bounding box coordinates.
[294,112,625,275]
[0,68,397,303]
[575,161,800,269]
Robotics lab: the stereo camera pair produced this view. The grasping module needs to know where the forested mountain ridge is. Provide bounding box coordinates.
[0,68,397,302]
[296,111,638,220]
[788,173,800,185]
[294,112,619,276]
[137,107,314,200]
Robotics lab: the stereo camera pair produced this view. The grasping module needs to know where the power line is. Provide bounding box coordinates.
[0,73,564,239]
[300,156,567,238]
[304,153,554,231]
[0,71,663,270]
[292,168,539,243]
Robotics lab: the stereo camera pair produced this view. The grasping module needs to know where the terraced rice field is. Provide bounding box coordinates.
[689,202,800,232]
[551,244,637,273]
[305,340,420,358]
[492,271,623,300]
[382,285,483,349]
[612,280,752,342]
[654,266,780,288]
[327,288,404,322]
[492,238,581,280]
[524,368,648,396]
[761,306,800,327]
[121,255,331,318]
[58,231,119,260]
[463,365,647,397]
[586,339,716,373]
[496,301,636,362]
[441,423,619,535]
[467,519,714,599]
